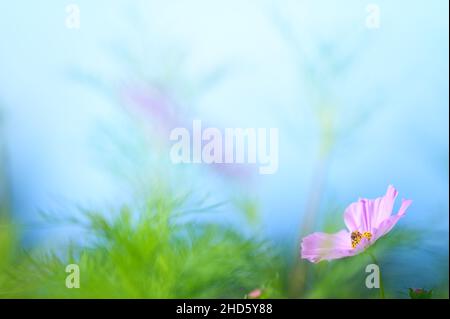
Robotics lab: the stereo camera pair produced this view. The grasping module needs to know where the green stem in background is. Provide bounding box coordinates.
[368,252,385,299]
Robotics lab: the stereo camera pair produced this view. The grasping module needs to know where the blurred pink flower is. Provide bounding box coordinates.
[247,289,262,299]
[121,83,182,137]
[301,185,412,263]
[120,82,253,181]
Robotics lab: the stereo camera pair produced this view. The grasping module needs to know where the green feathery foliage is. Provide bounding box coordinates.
[0,189,284,298]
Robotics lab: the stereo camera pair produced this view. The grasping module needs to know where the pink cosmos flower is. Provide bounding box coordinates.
[301,185,412,263]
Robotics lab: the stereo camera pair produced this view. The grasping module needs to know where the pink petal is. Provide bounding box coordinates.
[360,199,374,232]
[344,201,364,232]
[371,185,398,229]
[343,199,373,233]
[373,199,412,240]
[344,185,398,233]
[301,230,356,263]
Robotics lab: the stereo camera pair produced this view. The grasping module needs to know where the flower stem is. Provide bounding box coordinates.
[368,252,385,299]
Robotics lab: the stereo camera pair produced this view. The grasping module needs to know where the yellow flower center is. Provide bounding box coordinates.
[351,231,372,249]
